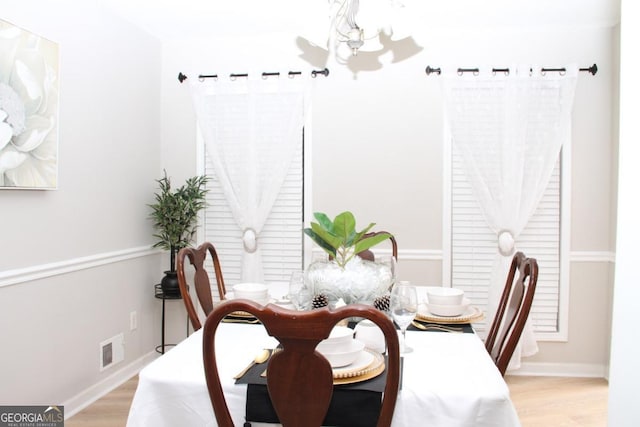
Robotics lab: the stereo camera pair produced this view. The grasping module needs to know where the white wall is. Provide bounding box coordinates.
[159,2,620,374]
[0,0,164,414]
[609,1,640,424]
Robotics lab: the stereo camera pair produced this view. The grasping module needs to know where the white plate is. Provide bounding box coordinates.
[427,304,468,317]
[331,350,375,377]
[416,304,484,323]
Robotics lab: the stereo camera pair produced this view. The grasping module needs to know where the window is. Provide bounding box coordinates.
[446,141,570,341]
[199,130,307,296]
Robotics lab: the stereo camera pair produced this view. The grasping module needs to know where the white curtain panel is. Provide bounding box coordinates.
[443,65,578,369]
[190,76,307,282]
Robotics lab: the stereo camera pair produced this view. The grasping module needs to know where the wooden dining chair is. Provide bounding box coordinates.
[176,241,226,331]
[485,251,539,376]
[202,301,401,427]
[357,231,398,262]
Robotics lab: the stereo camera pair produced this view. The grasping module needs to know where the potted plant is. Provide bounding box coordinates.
[149,170,208,296]
[304,211,395,305]
[304,211,392,268]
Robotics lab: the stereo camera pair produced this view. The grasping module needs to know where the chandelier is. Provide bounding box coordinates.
[303,0,418,63]
[332,0,368,56]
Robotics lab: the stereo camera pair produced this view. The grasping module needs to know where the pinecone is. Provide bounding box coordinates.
[311,294,329,309]
[373,294,391,312]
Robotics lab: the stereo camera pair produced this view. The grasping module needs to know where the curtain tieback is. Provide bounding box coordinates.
[242,228,258,253]
[497,230,515,256]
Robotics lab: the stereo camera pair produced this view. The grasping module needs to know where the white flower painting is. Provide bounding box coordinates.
[0,19,59,189]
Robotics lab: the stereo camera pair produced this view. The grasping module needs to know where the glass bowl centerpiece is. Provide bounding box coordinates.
[304,211,395,305]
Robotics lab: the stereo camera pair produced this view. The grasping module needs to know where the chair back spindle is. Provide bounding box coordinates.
[485,251,538,376]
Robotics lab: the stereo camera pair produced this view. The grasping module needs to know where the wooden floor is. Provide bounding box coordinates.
[65,376,139,427]
[66,374,608,426]
[504,376,608,426]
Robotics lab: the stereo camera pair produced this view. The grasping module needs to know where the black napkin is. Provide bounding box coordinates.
[347,319,474,333]
[408,321,475,333]
[222,314,261,324]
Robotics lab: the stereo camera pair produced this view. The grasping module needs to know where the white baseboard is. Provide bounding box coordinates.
[508,361,609,378]
[63,350,157,419]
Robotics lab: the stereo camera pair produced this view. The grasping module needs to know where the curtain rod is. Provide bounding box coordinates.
[424,63,598,76]
[178,68,330,83]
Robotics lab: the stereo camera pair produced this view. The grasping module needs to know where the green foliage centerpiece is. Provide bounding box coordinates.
[304,211,392,268]
[304,211,394,305]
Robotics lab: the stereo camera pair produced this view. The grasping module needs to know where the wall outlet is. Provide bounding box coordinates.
[130,311,137,331]
[100,333,125,371]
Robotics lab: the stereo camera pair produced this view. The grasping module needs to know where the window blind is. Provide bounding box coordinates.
[451,146,561,334]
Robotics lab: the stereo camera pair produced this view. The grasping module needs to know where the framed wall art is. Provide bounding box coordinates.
[0,19,59,190]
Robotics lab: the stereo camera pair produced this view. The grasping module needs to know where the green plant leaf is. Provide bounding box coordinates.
[352,222,376,243]
[354,232,393,254]
[303,228,337,256]
[313,212,334,233]
[309,222,343,249]
[333,211,356,243]
[148,171,209,251]
[349,223,376,247]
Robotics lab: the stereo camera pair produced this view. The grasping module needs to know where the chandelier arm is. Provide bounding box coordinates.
[346,0,360,28]
[330,1,347,42]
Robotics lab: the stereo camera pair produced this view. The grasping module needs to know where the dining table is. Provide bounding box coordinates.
[126,284,521,427]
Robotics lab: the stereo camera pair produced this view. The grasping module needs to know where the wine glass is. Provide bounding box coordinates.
[390,282,418,354]
[288,270,312,310]
[378,255,398,288]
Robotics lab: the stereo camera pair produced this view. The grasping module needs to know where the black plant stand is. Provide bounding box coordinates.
[154,284,190,354]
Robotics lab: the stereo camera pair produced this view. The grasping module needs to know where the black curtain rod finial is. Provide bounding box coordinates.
[581,63,598,75]
[312,68,330,78]
[425,66,441,75]
[178,72,188,83]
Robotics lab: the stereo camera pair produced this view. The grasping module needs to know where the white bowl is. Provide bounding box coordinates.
[316,326,354,353]
[318,339,365,367]
[273,298,296,310]
[353,319,386,353]
[232,282,269,303]
[428,298,470,317]
[426,287,464,306]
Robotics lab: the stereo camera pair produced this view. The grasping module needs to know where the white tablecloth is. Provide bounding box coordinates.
[127,316,520,426]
